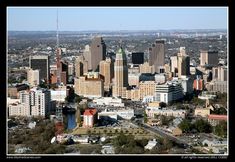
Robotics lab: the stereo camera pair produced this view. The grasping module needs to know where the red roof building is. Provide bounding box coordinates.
[208,114,227,126]
[83,108,97,128]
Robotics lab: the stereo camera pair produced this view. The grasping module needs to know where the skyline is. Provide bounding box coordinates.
[7,7,227,31]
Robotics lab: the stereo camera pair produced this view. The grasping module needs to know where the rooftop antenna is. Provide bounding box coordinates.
[56,8,61,85]
[56,9,59,48]
[119,24,122,48]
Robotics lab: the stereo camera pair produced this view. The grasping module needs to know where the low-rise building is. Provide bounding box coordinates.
[207,114,227,126]
[83,108,98,128]
[50,86,67,102]
[144,139,157,150]
[194,107,211,117]
[92,97,124,107]
[146,107,186,118]
[98,108,134,120]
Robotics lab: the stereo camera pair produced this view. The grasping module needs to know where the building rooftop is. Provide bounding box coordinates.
[208,114,227,120]
[84,108,97,116]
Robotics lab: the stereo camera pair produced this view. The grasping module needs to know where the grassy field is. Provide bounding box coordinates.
[71,127,156,139]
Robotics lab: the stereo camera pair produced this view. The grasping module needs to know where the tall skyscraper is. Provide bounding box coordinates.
[149,39,165,73]
[200,50,218,67]
[99,57,114,91]
[177,47,190,78]
[132,52,144,64]
[170,56,178,73]
[29,55,50,83]
[90,37,106,71]
[112,47,128,97]
[75,55,88,77]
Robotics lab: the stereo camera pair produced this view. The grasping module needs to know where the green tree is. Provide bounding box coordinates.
[159,102,167,108]
[178,119,192,133]
[214,121,227,137]
[144,111,148,123]
[194,119,212,133]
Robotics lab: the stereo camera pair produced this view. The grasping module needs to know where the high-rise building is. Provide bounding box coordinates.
[177,50,190,78]
[200,50,218,66]
[193,76,204,91]
[29,55,50,83]
[83,45,92,71]
[74,72,104,98]
[112,47,128,98]
[149,40,165,73]
[75,55,88,78]
[212,66,227,81]
[60,61,68,85]
[139,62,155,74]
[68,63,74,76]
[99,57,114,91]
[132,52,144,64]
[170,56,178,73]
[27,68,40,86]
[18,88,51,117]
[154,82,184,104]
[139,81,156,100]
[90,37,106,71]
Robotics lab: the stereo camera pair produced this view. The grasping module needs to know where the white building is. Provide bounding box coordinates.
[12,88,51,117]
[92,97,124,107]
[50,86,67,102]
[198,91,216,100]
[202,139,227,147]
[146,107,186,118]
[27,69,40,86]
[178,77,194,95]
[154,81,184,104]
[144,139,157,150]
[8,103,29,116]
[98,108,134,120]
[154,74,166,84]
[142,96,155,103]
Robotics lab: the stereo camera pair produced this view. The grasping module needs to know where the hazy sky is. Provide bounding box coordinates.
[7,7,228,31]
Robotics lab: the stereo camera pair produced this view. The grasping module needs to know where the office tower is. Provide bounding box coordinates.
[132,52,144,64]
[139,62,155,74]
[155,82,184,104]
[212,66,227,81]
[27,69,40,86]
[83,45,92,70]
[193,75,204,91]
[75,55,88,77]
[112,47,128,97]
[74,72,104,98]
[29,55,50,83]
[90,37,106,71]
[200,50,218,66]
[170,56,178,73]
[68,63,74,76]
[149,39,165,73]
[177,50,190,78]
[60,61,68,85]
[99,57,114,91]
